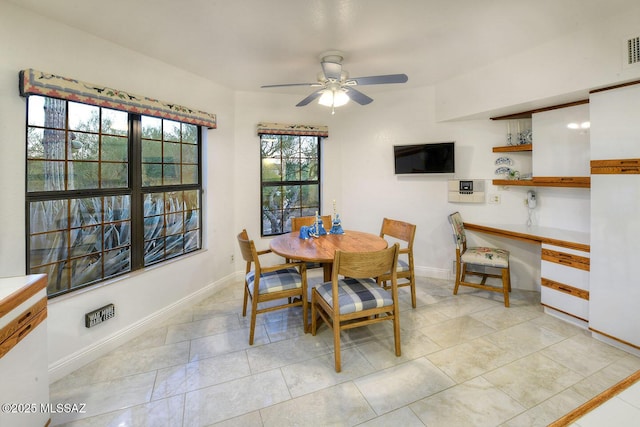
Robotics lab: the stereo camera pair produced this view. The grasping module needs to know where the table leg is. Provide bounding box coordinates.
[323,263,331,282]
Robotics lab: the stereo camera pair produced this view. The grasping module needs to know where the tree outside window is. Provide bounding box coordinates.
[260,134,321,236]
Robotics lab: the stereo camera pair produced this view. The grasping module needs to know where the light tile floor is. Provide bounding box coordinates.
[49,274,640,426]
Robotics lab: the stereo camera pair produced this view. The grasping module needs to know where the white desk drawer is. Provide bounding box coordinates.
[541,285,589,321]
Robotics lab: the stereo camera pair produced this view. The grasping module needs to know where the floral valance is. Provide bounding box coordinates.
[257,122,328,137]
[19,69,217,129]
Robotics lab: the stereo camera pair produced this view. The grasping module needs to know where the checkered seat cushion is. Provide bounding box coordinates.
[461,247,509,268]
[397,258,409,272]
[246,268,302,296]
[314,278,394,315]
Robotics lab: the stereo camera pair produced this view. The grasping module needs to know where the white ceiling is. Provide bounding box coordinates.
[8,0,634,104]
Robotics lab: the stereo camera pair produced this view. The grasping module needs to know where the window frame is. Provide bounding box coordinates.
[25,95,203,298]
[259,134,322,237]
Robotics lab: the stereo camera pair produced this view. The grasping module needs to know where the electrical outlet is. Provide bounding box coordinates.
[230,254,234,263]
[488,194,501,204]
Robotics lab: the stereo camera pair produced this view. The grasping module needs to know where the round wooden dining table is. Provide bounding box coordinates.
[269,230,388,281]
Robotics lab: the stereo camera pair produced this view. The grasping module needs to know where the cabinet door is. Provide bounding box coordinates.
[590,84,640,160]
[590,174,640,347]
[532,103,590,177]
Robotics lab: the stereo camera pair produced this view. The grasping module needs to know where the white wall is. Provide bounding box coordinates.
[435,4,640,121]
[0,2,237,381]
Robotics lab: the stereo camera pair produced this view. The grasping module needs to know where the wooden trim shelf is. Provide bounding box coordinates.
[492,176,590,188]
[493,144,532,152]
[490,99,589,120]
[591,158,640,174]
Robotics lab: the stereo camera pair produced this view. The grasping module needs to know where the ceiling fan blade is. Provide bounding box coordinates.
[348,74,408,86]
[261,82,318,88]
[296,89,324,107]
[321,61,342,81]
[344,87,373,105]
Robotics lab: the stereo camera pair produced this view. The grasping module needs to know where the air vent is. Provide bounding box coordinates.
[626,36,640,67]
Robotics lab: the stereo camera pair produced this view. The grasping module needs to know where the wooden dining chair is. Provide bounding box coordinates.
[291,215,332,233]
[237,229,307,345]
[311,244,401,372]
[377,218,417,308]
[447,212,511,307]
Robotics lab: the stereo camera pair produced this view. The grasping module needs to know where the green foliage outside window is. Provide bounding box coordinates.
[260,134,321,236]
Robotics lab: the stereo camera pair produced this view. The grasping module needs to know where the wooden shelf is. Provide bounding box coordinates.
[493,144,532,152]
[492,177,590,188]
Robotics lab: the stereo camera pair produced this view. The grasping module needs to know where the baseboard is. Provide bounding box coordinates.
[47,272,240,383]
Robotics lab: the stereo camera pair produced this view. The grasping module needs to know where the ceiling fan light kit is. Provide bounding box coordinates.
[261,50,408,113]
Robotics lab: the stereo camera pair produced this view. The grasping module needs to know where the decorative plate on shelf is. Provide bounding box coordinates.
[495,166,512,175]
[495,157,513,166]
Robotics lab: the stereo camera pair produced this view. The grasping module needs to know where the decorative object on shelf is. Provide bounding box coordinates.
[520,173,533,180]
[329,200,344,234]
[495,157,513,166]
[506,119,532,146]
[314,211,327,236]
[299,225,311,239]
[508,170,520,180]
[495,166,512,175]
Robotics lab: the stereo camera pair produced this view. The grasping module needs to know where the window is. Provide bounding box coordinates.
[26,95,202,297]
[260,134,321,236]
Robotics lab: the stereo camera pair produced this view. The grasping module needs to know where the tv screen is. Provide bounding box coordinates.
[394,142,455,174]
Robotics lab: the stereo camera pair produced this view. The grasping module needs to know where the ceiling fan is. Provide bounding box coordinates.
[260,51,408,113]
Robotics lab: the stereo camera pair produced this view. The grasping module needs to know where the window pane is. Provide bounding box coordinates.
[70,133,99,161]
[101,163,128,188]
[142,139,162,163]
[69,161,99,189]
[102,136,128,162]
[70,225,102,257]
[182,144,197,163]
[142,163,162,186]
[284,157,301,181]
[28,96,66,128]
[163,164,181,185]
[262,157,282,181]
[182,123,197,144]
[302,157,318,180]
[182,165,198,185]
[164,141,181,163]
[30,200,68,233]
[102,108,128,136]
[68,102,99,132]
[142,116,162,139]
[163,120,181,142]
[282,136,300,157]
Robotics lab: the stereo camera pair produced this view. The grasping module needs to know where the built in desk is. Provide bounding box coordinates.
[463,223,590,325]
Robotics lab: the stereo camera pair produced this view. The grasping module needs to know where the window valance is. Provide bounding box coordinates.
[257,122,328,137]
[19,69,217,129]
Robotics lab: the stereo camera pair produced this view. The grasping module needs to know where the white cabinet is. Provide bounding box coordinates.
[590,84,640,160]
[541,243,590,325]
[532,103,591,177]
[589,82,640,351]
[0,275,49,427]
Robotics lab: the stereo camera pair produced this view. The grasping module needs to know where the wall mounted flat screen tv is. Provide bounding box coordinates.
[394,142,455,174]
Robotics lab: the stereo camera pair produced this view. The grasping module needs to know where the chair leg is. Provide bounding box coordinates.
[393,312,401,357]
[242,285,249,317]
[502,267,510,308]
[409,276,417,309]
[249,295,258,345]
[311,293,317,336]
[333,316,341,373]
[453,262,462,295]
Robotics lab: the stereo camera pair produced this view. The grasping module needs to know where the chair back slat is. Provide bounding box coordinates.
[447,212,466,248]
[380,218,416,248]
[291,215,332,232]
[237,229,258,265]
[334,244,399,280]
